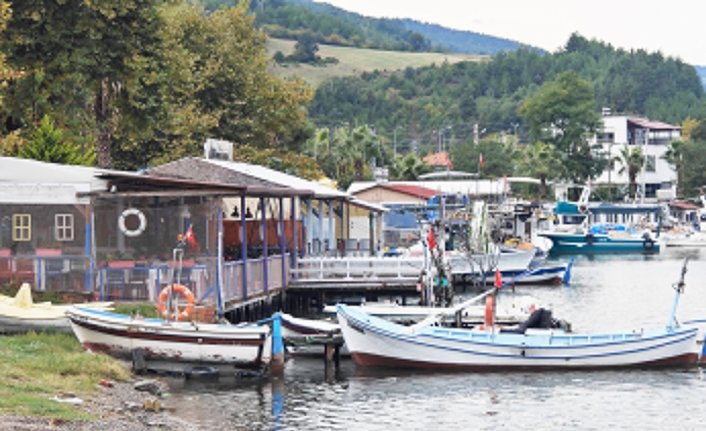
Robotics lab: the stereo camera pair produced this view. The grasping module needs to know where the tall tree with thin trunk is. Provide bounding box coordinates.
[1,0,162,168]
[617,145,645,200]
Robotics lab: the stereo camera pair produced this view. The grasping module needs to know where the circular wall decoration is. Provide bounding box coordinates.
[118,208,147,237]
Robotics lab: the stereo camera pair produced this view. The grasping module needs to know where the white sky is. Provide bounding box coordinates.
[316,0,706,65]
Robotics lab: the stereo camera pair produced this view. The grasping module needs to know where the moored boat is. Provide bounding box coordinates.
[0,283,112,334]
[67,306,272,368]
[337,261,704,370]
[538,230,660,254]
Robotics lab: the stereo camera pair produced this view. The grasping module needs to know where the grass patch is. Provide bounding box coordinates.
[0,332,131,420]
[267,37,486,87]
[112,302,160,318]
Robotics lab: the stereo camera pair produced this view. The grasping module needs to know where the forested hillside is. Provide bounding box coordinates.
[205,0,528,55]
[398,19,528,55]
[309,34,705,155]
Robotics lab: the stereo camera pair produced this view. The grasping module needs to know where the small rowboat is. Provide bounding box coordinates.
[0,283,112,334]
[67,307,272,368]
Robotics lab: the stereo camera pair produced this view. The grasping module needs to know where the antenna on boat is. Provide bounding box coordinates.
[667,258,689,330]
[167,234,187,323]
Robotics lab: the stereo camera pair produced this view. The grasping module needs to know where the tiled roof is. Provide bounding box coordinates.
[627,117,680,131]
[669,201,700,211]
[422,151,452,168]
[382,184,438,199]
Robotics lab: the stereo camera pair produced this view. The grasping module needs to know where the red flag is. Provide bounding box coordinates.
[427,228,436,250]
[185,225,200,252]
[479,152,484,168]
[494,268,502,288]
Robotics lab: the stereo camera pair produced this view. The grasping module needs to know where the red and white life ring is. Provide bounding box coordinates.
[156,284,195,321]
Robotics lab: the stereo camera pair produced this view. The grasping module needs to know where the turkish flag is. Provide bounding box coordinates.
[427,228,436,250]
[479,152,484,168]
[185,224,200,252]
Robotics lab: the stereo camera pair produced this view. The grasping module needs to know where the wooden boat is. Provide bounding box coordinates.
[0,283,112,334]
[67,306,272,368]
[337,261,705,370]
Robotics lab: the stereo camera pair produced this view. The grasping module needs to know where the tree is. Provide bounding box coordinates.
[172,3,313,152]
[662,140,688,197]
[389,153,430,180]
[616,145,645,200]
[450,135,516,179]
[290,32,319,64]
[518,71,602,182]
[516,141,563,200]
[18,115,95,165]
[2,0,163,168]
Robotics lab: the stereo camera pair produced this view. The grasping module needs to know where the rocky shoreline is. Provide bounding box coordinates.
[1,379,198,431]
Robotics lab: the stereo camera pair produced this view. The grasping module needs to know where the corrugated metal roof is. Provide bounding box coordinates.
[203,158,350,199]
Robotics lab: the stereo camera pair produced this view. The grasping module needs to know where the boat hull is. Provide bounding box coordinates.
[539,232,660,254]
[0,315,70,334]
[338,305,699,370]
[67,307,271,367]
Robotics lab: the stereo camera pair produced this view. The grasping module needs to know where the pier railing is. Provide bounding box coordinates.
[290,256,423,286]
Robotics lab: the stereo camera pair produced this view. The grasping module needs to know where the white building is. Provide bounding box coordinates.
[592,115,680,201]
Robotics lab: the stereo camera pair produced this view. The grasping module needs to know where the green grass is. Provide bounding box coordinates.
[112,302,160,318]
[267,38,486,87]
[0,332,131,420]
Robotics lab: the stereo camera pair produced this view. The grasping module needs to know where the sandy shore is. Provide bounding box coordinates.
[0,379,198,431]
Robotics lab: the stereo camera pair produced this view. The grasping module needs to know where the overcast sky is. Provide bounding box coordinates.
[316,0,706,65]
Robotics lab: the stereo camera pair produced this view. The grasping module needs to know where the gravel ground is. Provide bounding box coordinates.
[0,379,198,431]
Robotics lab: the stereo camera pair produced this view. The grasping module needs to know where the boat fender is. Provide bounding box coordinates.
[118,208,147,237]
[484,295,495,328]
[584,234,595,245]
[156,284,195,321]
[643,238,655,249]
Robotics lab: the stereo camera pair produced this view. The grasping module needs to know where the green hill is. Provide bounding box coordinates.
[267,38,485,87]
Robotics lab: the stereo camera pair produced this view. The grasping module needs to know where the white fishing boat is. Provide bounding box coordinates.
[67,306,272,368]
[337,260,705,370]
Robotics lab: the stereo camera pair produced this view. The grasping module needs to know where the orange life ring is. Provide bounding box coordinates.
[156,284,195,321]
[484,294,495,328]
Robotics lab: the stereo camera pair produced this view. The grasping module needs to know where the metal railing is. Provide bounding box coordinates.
[292,256,423,282]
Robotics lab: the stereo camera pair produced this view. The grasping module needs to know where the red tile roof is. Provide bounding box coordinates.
[669,201,700,211]
[423,151,452,169]
[382,184,438,199]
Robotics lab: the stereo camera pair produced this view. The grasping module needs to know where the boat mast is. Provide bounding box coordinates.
[667,258,688,330]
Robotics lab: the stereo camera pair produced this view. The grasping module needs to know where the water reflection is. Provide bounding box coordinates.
[164,250,706,430]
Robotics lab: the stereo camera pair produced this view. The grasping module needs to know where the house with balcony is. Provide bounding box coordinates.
[592,114,680,201]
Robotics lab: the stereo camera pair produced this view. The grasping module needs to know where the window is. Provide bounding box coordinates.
[55,214,74,241]
[645,155,656,172]
[597,132,614,144]
[12,214,31,241]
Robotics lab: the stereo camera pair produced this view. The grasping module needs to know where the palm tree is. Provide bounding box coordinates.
[516,141,563,200]
[390,153,430,180]
[617,145,645,200]
[662,140,688,197]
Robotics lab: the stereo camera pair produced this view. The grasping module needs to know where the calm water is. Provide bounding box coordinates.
[165,248,706,430]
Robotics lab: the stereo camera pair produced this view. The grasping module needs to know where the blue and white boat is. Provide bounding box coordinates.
[538,186,661,254]
[337,261,705,370]
[538,229,660,254]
